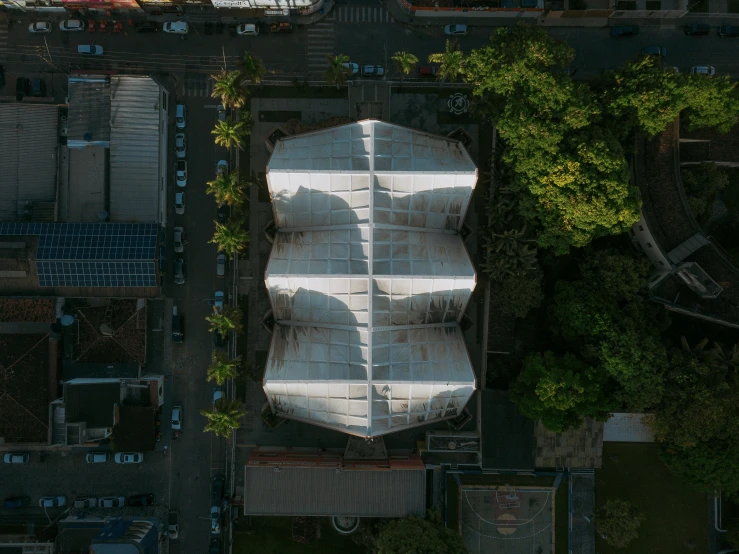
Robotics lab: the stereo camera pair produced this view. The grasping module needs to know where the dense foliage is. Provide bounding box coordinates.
[593,498,646,549]
[376,510,468,554]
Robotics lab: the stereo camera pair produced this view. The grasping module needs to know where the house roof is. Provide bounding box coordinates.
[64,381,120,428]
[480,390,535,471]
[67,76,111,146]
[243,465,426,517]
[0,297,56,323]
[113,405,156,451]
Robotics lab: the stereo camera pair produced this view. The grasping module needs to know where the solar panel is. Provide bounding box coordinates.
[37,261,157,287]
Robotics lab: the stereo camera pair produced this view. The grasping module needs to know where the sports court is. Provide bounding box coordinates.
[459,484,555,554]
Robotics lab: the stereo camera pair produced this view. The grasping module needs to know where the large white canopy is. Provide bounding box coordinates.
[264,120,478,438]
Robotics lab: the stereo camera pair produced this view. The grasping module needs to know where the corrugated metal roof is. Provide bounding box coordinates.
[67,77,111,145]
[603,413,655,442]
[243,465,426,517]
[109,77,162,223]
[0,104,59,221]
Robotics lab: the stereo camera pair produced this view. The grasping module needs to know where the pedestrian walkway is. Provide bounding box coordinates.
[0,21,8,54]
[182,75,214,97]
[336,5,395,23]
[305,14,335,74]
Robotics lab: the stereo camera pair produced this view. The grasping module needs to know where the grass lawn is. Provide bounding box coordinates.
[595,443,710,554]
[234,516,364,554]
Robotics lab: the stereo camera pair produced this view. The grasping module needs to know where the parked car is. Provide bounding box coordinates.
[210,505,221,535]
[172,306,184,343]
[236,23,259,36]
[176,160,187,188]
[216,159,228,175]
[342,62,359,75]
[100,497,125,508]
[28,21,52,34]
[212,476,225,503]
[60,19,85,32]
[15,77,29,101]
[418,66,437,77]
[214,330,227,348]
[114,452,143,464]
[173,226,185,254]
[213,389,224,405]
[175,133,186,159]
[4,453,29,464]
[175,192,186,215]
[691,65,716,75]
[135,21,159,32]
[444,24,468,36]
[168,511,180,540]
[610,25,639,37]
[209,539,221,554]
[642,45,666,57]
[174,258,186,285]
[214,291,224,312]
[29,78,45,97]
[73,497,97,509]
[217,104,226,122]
[216,254,226,277]
[175,103,187,129]
[77,44,104,56]
[39,496,66,508]
[684,23,710,36]
[86,452,110,464]
[270,22,292,33]
[163,22,189,34]
[719,24,739,37]
[171,406,183,430]
[128,494,155,506]
[362,65,385,76]
[4,497,30,509]
[217,203,227,222]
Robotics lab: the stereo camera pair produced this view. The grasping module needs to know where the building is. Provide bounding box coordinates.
[57,516,161,554]
[262,120,478,438]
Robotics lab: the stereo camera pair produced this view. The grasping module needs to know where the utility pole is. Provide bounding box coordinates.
[222,45,227,71]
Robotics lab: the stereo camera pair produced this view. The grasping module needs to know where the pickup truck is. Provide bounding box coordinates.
[167,511,179,539]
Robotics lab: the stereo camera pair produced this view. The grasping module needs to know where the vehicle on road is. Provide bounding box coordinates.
[719,24,739,37]
[175,133,186,159]
[642,45,666,57]
[4,453,30,464]
[39,496,66,508]
[174,258,186,285]
[171,406,183,430]
[86,452,110,464]
[4,497,30,509]
[342,62,359,75]
[216,160,228,175]
[212,476,225,503]
[29,78,45,97]
[209,539,221,554]
[418,66,437,77]
[168,511,180,539]
[610,25,639,37]
[270,22,292,33]
[60,20,85,32]
[135,21,158,32]
[127,494,155,506]
[175,192,185,215]
[77,44,104,56]
[176,160,187,188]
[444,24,468,36]
[213,389,224,405]
[175,103,187,129]
[210,505,221,534]
[163,22,189,34]
[114,452,143,464]
[73,497,97,509]
[28,22,52,34]
[236,23,259,36]
[684,23,710,36]
[214,291,224,312]
[691,65,716,75]
[172,306,184,343]
[173,226,185,253]
[217,254,226,277]
[217,203,227,222]
[217,104,227,122]
[362,65,385,77]
[100,497,125,508]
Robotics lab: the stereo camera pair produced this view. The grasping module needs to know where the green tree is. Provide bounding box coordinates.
[492,269,543,319]
[211,69,247,109]
[206,351,242,385]
[211,117,249,150]
[376,509,467,554]
[210,220,249,254]
[206,173,247,207]
[428,40,465,82]
[324,54,350,89]
[206,304,244,336]
[681,162,728,222]
[682,74,739,132]
[593,498,646,549]
[511,351,616,432]
[392,50,418,78]
[201,399,247,438]
[239,51,266,84]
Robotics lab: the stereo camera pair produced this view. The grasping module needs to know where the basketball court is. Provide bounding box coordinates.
[459,484,555,554]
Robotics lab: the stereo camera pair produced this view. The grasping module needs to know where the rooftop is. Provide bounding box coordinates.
[67,77,111,147]
[63,381,120,428]
[535,418,603,469]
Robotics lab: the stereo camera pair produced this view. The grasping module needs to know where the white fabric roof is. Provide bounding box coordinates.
[264,120,478,438]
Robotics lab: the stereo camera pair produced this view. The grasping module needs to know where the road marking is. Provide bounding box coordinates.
[337,5,394,23]
[306,20,336,71]
[0,21,7,53]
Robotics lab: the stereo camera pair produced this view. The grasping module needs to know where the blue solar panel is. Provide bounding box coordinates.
[37,261,157,287]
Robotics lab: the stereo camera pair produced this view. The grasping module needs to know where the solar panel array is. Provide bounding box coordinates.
[0,223,158,288]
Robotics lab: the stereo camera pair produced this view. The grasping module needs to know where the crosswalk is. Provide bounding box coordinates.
[306,15,336,73]
[336,5,395,23]
[0,21,8,54]
[183,76,214,98]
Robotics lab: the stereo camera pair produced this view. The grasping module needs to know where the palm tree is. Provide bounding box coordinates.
[428,40,465,82]
[239,52,266,84]
[201,399,247,438]
[392,50,419,79]
[210,220,249,254]
[706,342,739,370]
[680,336,709,358]
[206,173,247,207]
[207,351,242,385]
[324,54,350,89]
[211,117,249,150]
[239,110,254,136]
[206,304,245,336]
[211,70,247,109]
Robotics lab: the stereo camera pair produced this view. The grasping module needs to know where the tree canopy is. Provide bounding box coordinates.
[593,498,646,549]
[376,510,467,554]
[201,399,247,438]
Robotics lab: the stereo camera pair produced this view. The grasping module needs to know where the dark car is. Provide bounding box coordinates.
[4,497,30,509]
[214,330,227,349]
[642,45,666,57]
[719,24,739,37]
[0,65,5,87]
[684,23,710,36]
[135,21,158,32]
[212,476,224,504]
[209,538,221,554]
[610,25,639,37]
[217,203,228,223]
[127,494,155,506]
[30,78,46,97]
[15,77,29,101]
[270,22,292,33]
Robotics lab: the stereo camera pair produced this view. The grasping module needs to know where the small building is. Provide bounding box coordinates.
[57,516,161,554]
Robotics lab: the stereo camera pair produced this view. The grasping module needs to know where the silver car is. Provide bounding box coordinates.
[174,258,186,285]
[86,452,110,464]
[114,452,143,464]
[100,497,126,508]
[39,496,66,508]
[60,19,85,32]
[175,192,185,215]
[444,24,468,36]
[174,226,185,253]
[4,453,30,464]
[175,133,186,159]
[176,160,187,188]
[216,254,226,277]
[28,21,52,34]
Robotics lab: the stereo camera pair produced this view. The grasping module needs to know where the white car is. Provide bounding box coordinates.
[341,62,359,75]
[175,192,185,215]
[236,23,259,36]
[73,497,98,509]
[216,160,228,175]
[100,497,126,508]
[176,160,187,188]
[444,24,468,36]
[39,496,66,508]
[78,44,103,56]
[114,452,143,464]
[210,505,221,534]
[60,19,85,32]
[171,406,183,430]
[691,65,716,75]
[4,453,30,464]
[175,133,186,159]
[362,65,385,77]
[173,226,185,253]
[29,22,52,34]
[163,22,189,34]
